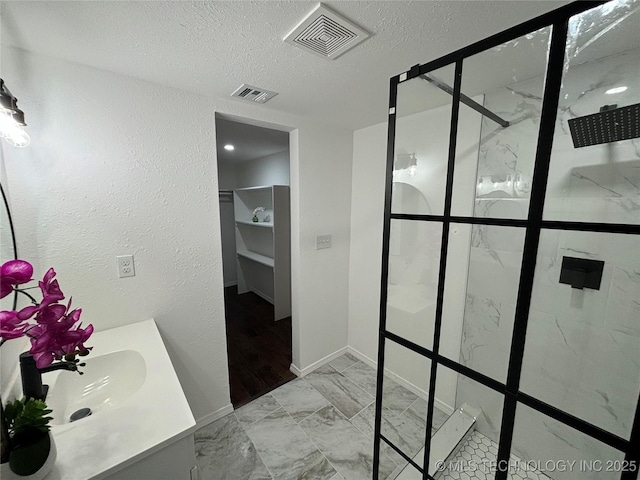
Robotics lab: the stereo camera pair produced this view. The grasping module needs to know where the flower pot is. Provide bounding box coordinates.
[0,432,56,479]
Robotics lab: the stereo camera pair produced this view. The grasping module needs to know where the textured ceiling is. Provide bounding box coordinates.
[0,1,570,130]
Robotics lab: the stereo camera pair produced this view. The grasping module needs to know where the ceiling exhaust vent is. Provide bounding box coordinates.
[231,84,278,104]
[284,4,369,60]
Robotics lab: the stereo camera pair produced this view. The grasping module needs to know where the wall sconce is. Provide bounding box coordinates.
[0,79,30,148]
[395,153,418,177]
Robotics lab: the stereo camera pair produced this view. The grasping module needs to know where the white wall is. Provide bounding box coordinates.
[236,149,289,188]
[1,47,353,422]
[217,162,237,190]
[348,122,388,365]
[0,47,230,422]
[348,100,481,410]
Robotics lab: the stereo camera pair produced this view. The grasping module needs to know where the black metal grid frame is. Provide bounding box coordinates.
[373,2,640,479]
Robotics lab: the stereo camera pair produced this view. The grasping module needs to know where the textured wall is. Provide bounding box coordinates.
[1,47,231,422]
[1,46,354,422]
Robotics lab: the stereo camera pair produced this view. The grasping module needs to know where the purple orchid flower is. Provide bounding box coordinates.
[0,310,28,341]
[0,259,33,299]
[29,309,93,368]
[1,259,93,370]
[17,268,66,321]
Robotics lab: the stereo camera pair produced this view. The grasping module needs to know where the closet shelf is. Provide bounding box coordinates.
[475,197,529,201]
[237,250,274,268]
[234,185,291,320]
[236,220,274,228]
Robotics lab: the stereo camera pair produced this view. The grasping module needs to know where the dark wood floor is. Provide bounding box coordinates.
[224,286,295,408]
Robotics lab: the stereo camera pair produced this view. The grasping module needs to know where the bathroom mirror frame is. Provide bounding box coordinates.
[374,1,640,480]
[0,182,19,310]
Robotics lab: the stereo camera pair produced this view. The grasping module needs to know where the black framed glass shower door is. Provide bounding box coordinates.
[374,1,640,479]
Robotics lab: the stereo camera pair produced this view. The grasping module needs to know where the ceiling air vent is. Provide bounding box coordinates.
[231,84,278,104]
[284,4,369,60]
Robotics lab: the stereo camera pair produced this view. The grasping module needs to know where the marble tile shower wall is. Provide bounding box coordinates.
[456,49,639,479]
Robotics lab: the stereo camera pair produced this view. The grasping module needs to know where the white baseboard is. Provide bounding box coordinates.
[224,281,238,288]
[195,403,234,429]
[435,398,455,416]
[346,346,455,415]
[346,346,376,368]
[289,346,348,378]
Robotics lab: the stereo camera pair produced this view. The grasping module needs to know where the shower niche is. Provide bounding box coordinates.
[375,1,640,480]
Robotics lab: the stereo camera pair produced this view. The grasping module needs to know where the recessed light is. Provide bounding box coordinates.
[605,86,627,95]
[224,144,235,151]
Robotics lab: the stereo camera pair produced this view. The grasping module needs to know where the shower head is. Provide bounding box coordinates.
[568,103,639,148]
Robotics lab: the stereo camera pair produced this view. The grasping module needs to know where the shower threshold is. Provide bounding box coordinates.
[395,403,480,479]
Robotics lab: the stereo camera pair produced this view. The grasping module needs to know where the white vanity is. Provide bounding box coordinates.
[42,319,197,480]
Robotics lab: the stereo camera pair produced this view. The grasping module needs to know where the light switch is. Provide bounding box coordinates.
[315,234,332,250]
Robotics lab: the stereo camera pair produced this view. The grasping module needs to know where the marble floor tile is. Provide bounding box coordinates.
[382,404,427,458]
[381,379,419,417]
[350,398,433,462]
[300,405,397,480]
[341,361,378,395]
[235,393,282,428]
[342,362,419,415]
[349,404,375,435]
[406,398,449,431]
[245,407,336,480]
[270,377,331,422]
[193,363,456,480]
[349,403,408,469]
[329,352,360,372]
[195,414,272,480]
[306,364,374,419]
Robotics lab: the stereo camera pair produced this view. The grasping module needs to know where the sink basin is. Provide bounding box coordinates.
[46,349,146,425]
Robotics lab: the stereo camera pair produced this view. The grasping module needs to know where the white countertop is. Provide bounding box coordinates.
[43,319,196,480]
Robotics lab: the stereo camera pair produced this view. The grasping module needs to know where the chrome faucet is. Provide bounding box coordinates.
[19,352,76,401]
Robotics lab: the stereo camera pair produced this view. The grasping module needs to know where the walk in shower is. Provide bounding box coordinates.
[374,1,639,479]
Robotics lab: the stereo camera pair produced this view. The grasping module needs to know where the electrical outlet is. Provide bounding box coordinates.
[116,255,135,278]
[315,234,332,250]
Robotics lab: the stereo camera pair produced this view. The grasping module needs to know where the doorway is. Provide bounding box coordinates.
[215,116,295,408]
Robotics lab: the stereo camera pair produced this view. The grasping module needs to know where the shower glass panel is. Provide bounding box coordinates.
[385,219,442,350]
[392,64,455,215]
[440,224,525,383]
[522,229,640,440]
[451,27,552,219]
[430,365,505,477]
[377,340,431,477]
[376,2,640,479]
[512,403,627,480]
[543,1,640,224]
